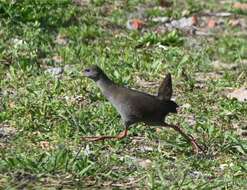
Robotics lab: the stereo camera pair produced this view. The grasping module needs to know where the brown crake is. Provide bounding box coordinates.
[83,65,203,153]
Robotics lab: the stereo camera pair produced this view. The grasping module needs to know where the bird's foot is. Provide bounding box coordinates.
[115,129,128,139]
[81,129,128,142]
[189,135,205,154]
[164,123,205,154]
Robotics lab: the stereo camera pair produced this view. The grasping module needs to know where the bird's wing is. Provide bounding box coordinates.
[157,73,172,101]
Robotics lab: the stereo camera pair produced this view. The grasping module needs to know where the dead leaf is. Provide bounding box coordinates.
[195,72,223,82]
[182,10,190,17]
[55,34,68,45]
[227,87,247,102]
[9,101,15,108]
[0,124,16,139]
[192,15,198,26]
[233,2,247,11]
[52,55,63,64]
[233,122,247,139]
[135,76,159,88]
[194,72,223,89]
[39,141,53,150]
[137,159,152,168]
[156,128,162,133]
[207,19,217,28]
[229,19,241,27]
[127,19,145,30]
[212,60,237,70]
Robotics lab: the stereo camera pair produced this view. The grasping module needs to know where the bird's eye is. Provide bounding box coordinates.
[84,69,90,72]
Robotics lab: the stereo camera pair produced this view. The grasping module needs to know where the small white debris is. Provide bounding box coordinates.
[166,17,195,29]
[189,171,203,178]
[139,146,154,152]
[186,115,196,126]
[11,38,26,47]
[46,67,64,75]
[219,164,228,171]
[181,103,191,109]
[157,44,169,50]
[84,145,91,156]
[137,159,152,168]
[152,17,169,23]
[215,12,232,17]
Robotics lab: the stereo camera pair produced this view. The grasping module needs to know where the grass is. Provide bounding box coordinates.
[0,0,247,189]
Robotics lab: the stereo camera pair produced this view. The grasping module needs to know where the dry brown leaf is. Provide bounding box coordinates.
[229,19,241,27]
[212,60,237,70]
[208,19,217,28]
[227,87,247,102]
[232,122,247,139]
[0,124,16,138]
[195,72,223,82]
[135,76,159,88]
[136,158,152,168]
[233,2,247,10]
[9,101,15,108]
[127,19,145,30]
[55,34,68,45]
[39,141,53,150]
[192,15,198,26]
[52,55,63,64]
[156,128,162,133]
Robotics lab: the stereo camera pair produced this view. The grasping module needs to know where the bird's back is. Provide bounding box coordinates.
[107,85,176,123]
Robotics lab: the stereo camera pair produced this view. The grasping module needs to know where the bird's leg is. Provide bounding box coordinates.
[162,123,204,154]
[81,135,116,142]
[81,124,129,142]
[115,127,128,139]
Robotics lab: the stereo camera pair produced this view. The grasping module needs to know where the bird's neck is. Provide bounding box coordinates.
[96,74,115,97]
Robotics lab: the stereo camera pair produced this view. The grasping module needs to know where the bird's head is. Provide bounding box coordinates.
[83,65,104,81]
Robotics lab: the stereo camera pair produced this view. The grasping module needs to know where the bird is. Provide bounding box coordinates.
[82,65,203,153]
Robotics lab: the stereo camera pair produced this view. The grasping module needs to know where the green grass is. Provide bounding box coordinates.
[0,0,247,189]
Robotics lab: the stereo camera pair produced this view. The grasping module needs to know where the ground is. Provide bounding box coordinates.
[0,0,247,189]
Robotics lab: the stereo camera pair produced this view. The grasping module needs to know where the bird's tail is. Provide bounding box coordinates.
[157,73,173,101]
